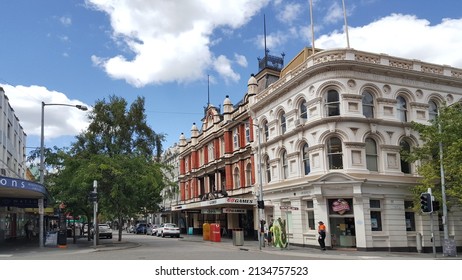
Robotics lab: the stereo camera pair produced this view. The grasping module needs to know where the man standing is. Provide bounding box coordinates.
[318,221,327,250]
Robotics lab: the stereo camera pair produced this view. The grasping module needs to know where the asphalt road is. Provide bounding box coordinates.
[1,231,317,260]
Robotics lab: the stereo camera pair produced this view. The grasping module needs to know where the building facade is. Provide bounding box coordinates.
[176,97,261,239]
[154,143,181,226]
[0,87,50,242]
[247,48,462,252]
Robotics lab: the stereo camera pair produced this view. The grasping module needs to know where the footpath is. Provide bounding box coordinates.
[1,233,460,260]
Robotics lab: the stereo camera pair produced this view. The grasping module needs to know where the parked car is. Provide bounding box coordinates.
[126,225,135,233]
[157,223,180,238]
[135,223,148,234]
[146,224,159,236]
[91,224,113,239]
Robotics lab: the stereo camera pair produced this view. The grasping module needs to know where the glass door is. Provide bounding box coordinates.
[329,217,356,248]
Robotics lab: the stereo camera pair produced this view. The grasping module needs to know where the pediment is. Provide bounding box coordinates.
[314,172,364,184]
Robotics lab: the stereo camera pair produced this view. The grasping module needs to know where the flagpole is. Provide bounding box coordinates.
[342,0,350,48]
[309,0,315,54]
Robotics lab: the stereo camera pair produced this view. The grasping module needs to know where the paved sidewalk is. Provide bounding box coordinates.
[179,234,461,260]
[1,233,460,260]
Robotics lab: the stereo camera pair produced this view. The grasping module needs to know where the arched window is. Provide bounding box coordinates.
[400,140,411,174]
[428,100,438,121]
[280,111,287,134]
[208,143,214,161]
[302,143,310,175]
[245,163,252,186]
[327,137,343,169]
[365,138,378,171]
[262,119,269,141]
[281,149,288,179]
[362,91,374,118]
[325,89,340,116]
[300,99,308,120]
[233,167,240,188]
[245,123,251,143]
[265,155,271,183]
[185,182,189,200]
[233,127,239,149]
[397,96,408,122]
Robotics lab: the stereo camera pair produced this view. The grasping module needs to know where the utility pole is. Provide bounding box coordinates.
[93,180,98,248]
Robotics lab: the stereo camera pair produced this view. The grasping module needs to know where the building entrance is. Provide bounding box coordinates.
[329,217,356,248]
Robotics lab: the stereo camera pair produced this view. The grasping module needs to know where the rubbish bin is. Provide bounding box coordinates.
[203,223,210,241]
[188,227,194,235]
[210,224,221,242]
[57,230,67,246]
[232,228,244,246]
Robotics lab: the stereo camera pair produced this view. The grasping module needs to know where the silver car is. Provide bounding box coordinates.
[146,224,159,236]
[157,223,180,238]
[91,224,113,239]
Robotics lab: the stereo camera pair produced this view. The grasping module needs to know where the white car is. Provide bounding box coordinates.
[91,224,113,239]
[146,224,159,236]
[157,223,180,238]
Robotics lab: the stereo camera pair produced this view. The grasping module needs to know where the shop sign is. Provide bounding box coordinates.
[280,206,299,211]
[222,208,246,214]
[226,198,254,204]
[201,209,221,214]
[332,199,350,215]
[0,198,39,208]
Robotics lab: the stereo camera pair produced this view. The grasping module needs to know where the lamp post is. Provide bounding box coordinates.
[39,102,88,247]
[437,103,459,255]
[249,121,264,250]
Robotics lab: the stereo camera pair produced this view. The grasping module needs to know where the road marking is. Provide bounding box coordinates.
[0,254,13,257]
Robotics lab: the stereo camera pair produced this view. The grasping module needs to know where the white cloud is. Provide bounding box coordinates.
[0,84,90,139]
[323,1,343,24]
[316,14,462,68]
[234,53,248,67]
[59,16,72,26]
[213,55,240,83]
[86,0,270,87]
[277,3,303,25]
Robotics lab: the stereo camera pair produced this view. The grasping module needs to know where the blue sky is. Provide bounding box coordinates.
[1,0,462,155]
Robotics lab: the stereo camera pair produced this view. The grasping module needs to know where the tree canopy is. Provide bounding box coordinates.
[408,102,462,207]
[31,95,168,241]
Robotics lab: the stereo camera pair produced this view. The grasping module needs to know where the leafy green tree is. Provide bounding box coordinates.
[408,102,462,207]
[33,95,167,242]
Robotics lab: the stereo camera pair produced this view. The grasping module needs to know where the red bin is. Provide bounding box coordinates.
[210,223,221,242]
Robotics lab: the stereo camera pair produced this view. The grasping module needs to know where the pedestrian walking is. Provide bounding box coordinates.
[318,221,326,250]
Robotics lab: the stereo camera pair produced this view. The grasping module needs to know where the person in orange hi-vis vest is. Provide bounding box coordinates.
[318,221,327,250]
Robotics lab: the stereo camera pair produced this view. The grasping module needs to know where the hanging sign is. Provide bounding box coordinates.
[222,208,246,214]
[201,209,222,214]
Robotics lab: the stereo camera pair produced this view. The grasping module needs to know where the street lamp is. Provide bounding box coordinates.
[39,102,88,247]
[249,121,264,250]
[256,123,264,251]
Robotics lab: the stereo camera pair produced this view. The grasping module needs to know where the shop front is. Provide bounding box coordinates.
[0,176,51,243]
[328,198,356,248]
[173,197,257,239]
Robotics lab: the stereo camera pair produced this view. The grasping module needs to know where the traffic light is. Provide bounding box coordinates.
[432,200,440,211]
[257,200,265,209]
[88,191,98,202]
[420,193,433,213]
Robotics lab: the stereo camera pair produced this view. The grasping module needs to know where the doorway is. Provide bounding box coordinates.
[329,217,356,248]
